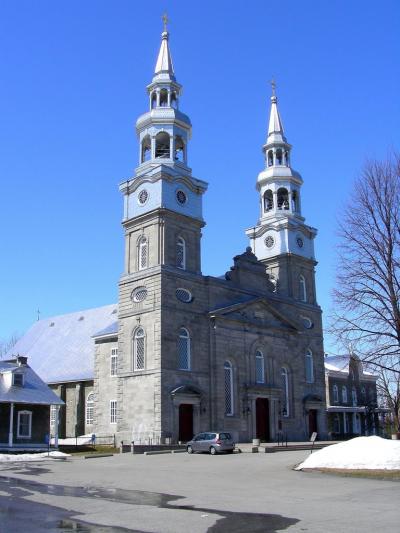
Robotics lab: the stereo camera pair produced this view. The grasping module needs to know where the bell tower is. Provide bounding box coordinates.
[246,84,318,304]
[119,20,208,276]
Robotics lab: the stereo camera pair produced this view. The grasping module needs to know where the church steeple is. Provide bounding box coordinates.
[154,15,175,80]
[246,84,318,303]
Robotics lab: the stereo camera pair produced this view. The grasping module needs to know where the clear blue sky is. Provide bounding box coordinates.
[1,0,399,353]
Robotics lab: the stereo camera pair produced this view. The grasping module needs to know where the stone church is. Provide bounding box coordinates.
[7,26,328,443]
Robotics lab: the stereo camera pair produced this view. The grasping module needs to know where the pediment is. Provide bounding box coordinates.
[209,297,299,333]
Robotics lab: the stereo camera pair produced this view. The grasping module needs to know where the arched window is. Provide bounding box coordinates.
[151,92,157,109]
[276,148,283,165]
[277,188,289,210]
[267,150,273,167]
[176,237,186,269]
[86,392,94,425]
[264,190,274,212]
[352,387,357,406]
[133,327,145,370]
[174,136,185,162]
[281,367,289,417]
[155,132,170,158]
[141,135,151,163]
[299,275,307,302]
[178,328,190,370]
[224,361,234,415]
[138,236,148,270]
[159,89,168,107]
[255,350,265,383]
[305,349,314,383]
[342,386,348,403]
[333,384,339,403]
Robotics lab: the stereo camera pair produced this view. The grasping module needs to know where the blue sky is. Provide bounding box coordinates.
[1,0,399,353]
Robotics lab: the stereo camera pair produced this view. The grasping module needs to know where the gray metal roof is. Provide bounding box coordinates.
[93,321,119,338]
[0,360,64,405]
[4,304,118,384]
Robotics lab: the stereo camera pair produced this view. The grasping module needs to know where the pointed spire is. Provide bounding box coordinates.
[154,14,175,80]
[267,79,286,143]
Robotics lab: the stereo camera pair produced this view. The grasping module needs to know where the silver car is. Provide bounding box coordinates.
[186,432,235,455]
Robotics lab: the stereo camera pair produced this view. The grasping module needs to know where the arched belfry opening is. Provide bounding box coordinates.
[159,89,168,107]
[171,92,178,108]
[141,135,151,163]
[277,188,289,210]
[264,190,273,212]
[151,92,157,109]
[174,136,185,163]
[155,132,170,158]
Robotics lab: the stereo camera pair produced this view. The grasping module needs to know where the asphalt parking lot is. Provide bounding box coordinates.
[0,450,399,532]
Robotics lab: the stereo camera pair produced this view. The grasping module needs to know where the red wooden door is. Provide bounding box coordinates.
[179,404,193,442]
[256,398,270,441]
[308,409,318,437]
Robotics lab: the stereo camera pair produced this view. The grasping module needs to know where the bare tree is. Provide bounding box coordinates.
[330,152,400,375]
[0,333,20,359]
[376,367,400,433]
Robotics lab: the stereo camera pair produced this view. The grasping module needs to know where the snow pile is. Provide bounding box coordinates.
[0,451,70,463]
[296,436,400,470]
[50,434,93,445]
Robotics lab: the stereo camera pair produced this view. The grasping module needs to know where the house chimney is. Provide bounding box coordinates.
[16,355,28,366]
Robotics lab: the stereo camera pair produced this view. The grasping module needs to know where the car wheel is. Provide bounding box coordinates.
[210,446,217,455]
[187,445,193,454]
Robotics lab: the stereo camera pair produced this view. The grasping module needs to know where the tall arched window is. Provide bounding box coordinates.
[178,328,190,370]
[267,150,273,167]
[264,190,274,212]
[299,275,307,302]
[342,385,348,403]
[276,148,283,165]
[155,132,170,158]
[176,237,186,269]
[255,350,265,383]
[224,361,234,415]
[174,136,185,162]
[138,236,148,270]
[305,349,314,383]
[281,367,289,417]
[159,89,168,107]
[151,92,157,109]
[133,327,146,370]
[86,392,94,425]
[352,387,357,406]
[333,384,339,403]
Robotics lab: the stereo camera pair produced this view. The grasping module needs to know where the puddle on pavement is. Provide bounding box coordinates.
[0,475,299,532]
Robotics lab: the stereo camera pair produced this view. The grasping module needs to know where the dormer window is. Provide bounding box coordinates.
[13,373,24,387]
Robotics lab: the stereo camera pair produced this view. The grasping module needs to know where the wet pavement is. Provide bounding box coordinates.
[0,474,298,532]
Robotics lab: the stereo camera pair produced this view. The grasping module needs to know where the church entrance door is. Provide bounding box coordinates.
[179,404,193,442]
[308,409,318,437]
[255,398,270,441]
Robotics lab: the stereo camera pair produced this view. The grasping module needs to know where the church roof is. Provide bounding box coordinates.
[4,304,118,384]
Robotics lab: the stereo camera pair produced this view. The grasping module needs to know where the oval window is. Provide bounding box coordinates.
[131,286,148,303]
[176,288,192,303]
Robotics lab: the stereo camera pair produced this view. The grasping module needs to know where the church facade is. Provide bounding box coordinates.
[92,27,328,444]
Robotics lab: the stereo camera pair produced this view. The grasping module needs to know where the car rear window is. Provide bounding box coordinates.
[219,433,232,440]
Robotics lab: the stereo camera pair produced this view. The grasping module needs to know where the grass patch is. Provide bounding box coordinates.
[301,467,400,481]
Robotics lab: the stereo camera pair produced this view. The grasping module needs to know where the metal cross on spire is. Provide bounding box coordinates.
[270,78,277,97]
[162,13,169,32]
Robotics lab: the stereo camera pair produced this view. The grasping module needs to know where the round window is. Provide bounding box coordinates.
[301,317,313,329]
[131,286,148,303]
[176,190,187,205]
[138,190,149,205]
[296,236,304,248]
[176,288,192,303]
[265,235,275,248]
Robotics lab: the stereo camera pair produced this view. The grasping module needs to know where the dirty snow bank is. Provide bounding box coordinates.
[0,451,70,463]
[295,436,400,470]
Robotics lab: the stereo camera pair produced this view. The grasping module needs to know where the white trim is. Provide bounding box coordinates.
[86,392,94,425]
[17,410,32,438]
